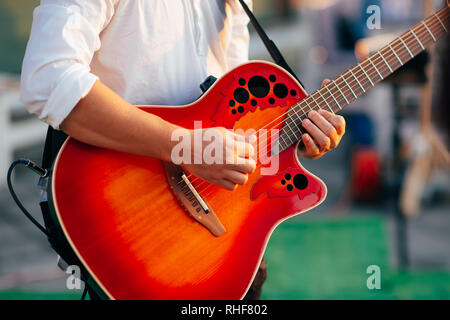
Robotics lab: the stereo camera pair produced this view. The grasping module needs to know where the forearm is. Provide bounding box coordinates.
[60,80,179,161]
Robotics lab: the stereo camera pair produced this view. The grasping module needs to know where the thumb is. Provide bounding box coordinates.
[321,79,331,88]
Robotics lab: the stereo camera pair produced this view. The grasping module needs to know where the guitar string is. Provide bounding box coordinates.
[189,12,448,195]
[194,15,449,198]
[195,27,445,200]
[187,10,448,194]
[186,13,448,192]
[191,9,449,185]
[191,11,449,195]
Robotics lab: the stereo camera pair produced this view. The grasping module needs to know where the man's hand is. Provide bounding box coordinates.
[182,128,257,190]
[298,79,346,160]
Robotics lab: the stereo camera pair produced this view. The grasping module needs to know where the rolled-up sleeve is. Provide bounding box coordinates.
[226,0,251,69]
[20,0,116,129]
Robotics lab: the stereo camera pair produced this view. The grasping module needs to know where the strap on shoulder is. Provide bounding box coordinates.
[237,0,305,88]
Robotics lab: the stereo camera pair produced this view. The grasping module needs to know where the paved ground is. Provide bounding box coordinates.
[0,134,449,298]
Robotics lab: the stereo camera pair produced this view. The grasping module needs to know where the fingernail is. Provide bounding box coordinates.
[303,119,311,125]
[248,135,257,143]
[318,109,326,115]
[309,110,316,117]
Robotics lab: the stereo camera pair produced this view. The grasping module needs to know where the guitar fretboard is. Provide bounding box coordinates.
[278,6,449,152]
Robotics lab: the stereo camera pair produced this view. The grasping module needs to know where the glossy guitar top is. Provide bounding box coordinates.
[49,61,327,299]
[48,5,450,298]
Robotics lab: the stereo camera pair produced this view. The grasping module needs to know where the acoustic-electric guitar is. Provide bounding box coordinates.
[48,5,449,299]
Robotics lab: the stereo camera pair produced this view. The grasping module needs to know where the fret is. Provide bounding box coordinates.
[286,113,301,141]
[282,125,295,144]
[297,102,308,118]
[379,51,393,73]
[400,37,414,58]
[368,56,383,80]
[359,64,374,87]
[303,97,314,112]
[292,108,306,134]
[435,13,447,32]
[411,29,425,49]
[325,86,342,110]
[349,69,365,93]
[290,105,302,123]
[279,135,288,151]
[423,21,436,41]
[284,130,296,145]
[341,75,357,99]
[332,81,350,104]
[309,94,321,111]
[317,89,334,113]
[389,44,403,66]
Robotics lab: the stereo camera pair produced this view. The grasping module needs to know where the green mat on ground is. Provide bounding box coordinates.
[261,216,450,300]
[1,216,449,300]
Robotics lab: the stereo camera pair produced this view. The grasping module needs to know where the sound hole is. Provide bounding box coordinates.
[233,87,250,104]
[248,75,270,98]
[293,174,308,190]
[273,83,288,99]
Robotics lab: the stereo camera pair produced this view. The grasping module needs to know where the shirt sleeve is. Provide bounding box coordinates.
[20,0,117,129]
[226,0,252,69]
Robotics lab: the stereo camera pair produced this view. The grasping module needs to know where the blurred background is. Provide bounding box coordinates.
[0,0,449,299]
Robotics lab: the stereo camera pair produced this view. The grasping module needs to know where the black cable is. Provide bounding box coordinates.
[7,159,94,300]
[81,285,88,300]
[7,159,49,237]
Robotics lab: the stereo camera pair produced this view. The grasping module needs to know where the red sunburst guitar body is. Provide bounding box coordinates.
[47,4,450,298]
[49,61,327,299]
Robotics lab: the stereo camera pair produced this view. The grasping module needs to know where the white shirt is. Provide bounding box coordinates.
[20,0,251,129]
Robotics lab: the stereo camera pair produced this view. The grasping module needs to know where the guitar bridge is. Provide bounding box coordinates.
[163,161,226,237]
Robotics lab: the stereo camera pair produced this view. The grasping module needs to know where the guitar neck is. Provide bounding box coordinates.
[279,6,449,152]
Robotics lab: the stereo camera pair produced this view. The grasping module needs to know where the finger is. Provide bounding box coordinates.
[302,117,331,152]
[245,133,257,145]
[308,110,338,149]
[301,134,320,157]
[224,169,248,185]
[227,159,256,174]
[318,109,346,136]
[234,140,255,159]
[233,131,256,143]
[321,79,331,88]
[218,179,237,191]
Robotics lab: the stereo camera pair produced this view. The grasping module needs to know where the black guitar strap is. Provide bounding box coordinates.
[237,0,304,88]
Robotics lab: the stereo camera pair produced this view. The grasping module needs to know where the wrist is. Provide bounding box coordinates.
[161,124,192,163]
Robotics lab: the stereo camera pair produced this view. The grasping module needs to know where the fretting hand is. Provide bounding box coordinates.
[298,79,346,160]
